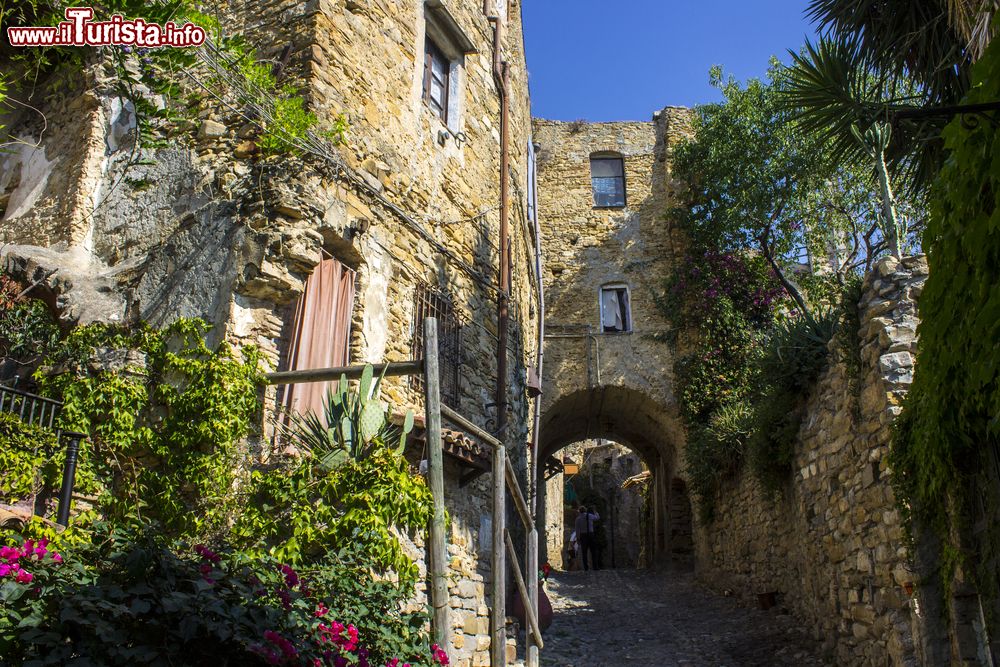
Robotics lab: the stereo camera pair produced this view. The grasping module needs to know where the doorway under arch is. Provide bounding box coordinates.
[536,385,690,569]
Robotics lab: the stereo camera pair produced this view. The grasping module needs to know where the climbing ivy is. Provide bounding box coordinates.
[37,319,263,535]
[0,413,59,505]
[1,0,344,154]
[890,27,1000,614]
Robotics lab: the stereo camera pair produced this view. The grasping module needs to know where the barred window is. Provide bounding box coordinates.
[411,284,465,408]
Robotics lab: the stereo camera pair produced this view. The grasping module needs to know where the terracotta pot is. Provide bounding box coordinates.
[510,585,554,632]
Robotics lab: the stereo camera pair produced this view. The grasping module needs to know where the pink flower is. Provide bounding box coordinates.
[15,570,32,584]
[0,546,22,562]
[431,643,449,665]
[314,602,329,617]
[0,564,10,577]
[51,553,62,563]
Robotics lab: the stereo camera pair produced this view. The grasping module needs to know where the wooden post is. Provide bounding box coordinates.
[424,318,449,650]
[527,523,539,667]
[491,443,507,666]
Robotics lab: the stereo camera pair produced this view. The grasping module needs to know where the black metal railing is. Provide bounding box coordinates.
[0,385,86,526]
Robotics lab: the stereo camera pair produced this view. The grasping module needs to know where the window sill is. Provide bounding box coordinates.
[593,204,627,210]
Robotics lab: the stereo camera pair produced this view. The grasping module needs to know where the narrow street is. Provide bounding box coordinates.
[538,570,829,667]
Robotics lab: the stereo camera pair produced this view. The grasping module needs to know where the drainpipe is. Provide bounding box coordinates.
[488,13,511,440]
[527,147,546,667]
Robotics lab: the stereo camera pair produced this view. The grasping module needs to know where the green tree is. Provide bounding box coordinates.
[674,63,919,315]
[786,1,998,192]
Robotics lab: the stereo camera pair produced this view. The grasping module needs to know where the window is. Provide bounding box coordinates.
[527,139,539,223]
[280,257,356,419]
[421,2,475,132]
[411,283,465,408]
[600,284,631,333]
[590,155,626,208]
[423,38,450,123]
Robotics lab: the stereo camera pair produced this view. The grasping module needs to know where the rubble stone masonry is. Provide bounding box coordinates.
[696,255,929,666]
[1,2,539,665]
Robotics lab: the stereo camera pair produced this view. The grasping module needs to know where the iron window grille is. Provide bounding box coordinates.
[411,284,465,408]
[591,156,626,208]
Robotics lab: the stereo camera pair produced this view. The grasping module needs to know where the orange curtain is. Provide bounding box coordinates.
[281,257,356,419]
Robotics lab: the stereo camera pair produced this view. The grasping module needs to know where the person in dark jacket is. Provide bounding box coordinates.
[573,506,600,571]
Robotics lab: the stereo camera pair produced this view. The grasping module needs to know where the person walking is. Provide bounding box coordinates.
[574,506,600,571]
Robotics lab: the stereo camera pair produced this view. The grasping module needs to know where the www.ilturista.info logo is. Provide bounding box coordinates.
[7,7,206,48]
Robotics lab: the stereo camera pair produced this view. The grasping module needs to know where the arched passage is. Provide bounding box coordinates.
[536,385,690,569]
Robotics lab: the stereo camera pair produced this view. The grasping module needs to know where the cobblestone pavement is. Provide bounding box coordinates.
[536,569,829,667]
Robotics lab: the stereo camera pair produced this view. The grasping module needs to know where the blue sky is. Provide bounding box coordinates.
[522,1,818,121]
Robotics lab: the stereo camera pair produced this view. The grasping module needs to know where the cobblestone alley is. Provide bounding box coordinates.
[537,569,829,667]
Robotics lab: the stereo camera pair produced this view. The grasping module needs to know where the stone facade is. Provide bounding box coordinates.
[532,110,694,567]
[695,256,929,666]
[0,2,540,665]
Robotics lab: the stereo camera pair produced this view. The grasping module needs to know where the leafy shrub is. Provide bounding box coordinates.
[684,400,754,520]
[38,319,263,535]
[0,414,60,505]
[233,368,433,581]
[0,523,446,666]
[748,311,837,491]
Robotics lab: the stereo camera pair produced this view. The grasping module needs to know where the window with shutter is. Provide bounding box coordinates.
[423,38,450,123]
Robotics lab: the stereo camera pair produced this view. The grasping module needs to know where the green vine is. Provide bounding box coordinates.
[1,1,345,155]
[37,319,263,535]
[889,27,1000,626]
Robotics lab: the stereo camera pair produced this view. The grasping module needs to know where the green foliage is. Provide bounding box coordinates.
[233,369,431,583]
[37,319,263,535]
[0,275,61,384]
[223,41,347,155]
[890,30,1000,609]
[0,522,440,666]
[833,275,865,406]
[675,61,924,316]
[0,414,60,504]
[1,1,345,156]
[748,311,838,491]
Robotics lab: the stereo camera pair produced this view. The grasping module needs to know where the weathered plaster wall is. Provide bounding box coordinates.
[696,256,928,666]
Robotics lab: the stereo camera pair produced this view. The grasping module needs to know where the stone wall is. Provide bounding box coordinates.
[532,110,694,566]
[695,255,929,666]
[1,2,539,665]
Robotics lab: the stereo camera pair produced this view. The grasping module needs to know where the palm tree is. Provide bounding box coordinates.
[784,0,998,193]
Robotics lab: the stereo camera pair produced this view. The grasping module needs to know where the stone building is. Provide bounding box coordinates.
[531,110,695,568]
[0,1,541,665]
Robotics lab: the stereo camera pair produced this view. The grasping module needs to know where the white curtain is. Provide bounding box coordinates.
[602,289,624,331]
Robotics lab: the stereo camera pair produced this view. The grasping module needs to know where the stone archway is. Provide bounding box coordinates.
[536,385,685,569]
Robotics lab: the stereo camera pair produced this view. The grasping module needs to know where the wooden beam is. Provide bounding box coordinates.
[424,320,449,649]
[491,443,507,667]
[264,360,424,385]
[441,404,501,450]
[504,456,532,530]
[504,530,545,651]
